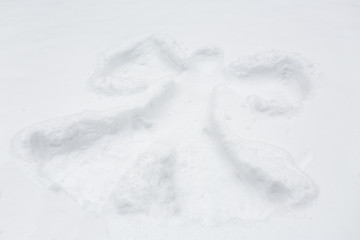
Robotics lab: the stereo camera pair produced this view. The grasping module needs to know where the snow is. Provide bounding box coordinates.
[1,0,360,239]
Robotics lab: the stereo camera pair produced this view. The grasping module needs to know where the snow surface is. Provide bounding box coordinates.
[1,0,360,239]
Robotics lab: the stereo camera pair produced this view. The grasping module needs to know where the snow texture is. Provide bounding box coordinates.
[12,35,318,225]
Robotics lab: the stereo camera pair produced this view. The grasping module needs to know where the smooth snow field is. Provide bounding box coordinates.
[1,0,360,239]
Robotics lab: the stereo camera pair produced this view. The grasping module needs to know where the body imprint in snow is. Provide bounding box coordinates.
[12,35,318,225]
